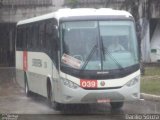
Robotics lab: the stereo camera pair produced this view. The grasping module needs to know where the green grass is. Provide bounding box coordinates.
[141,78,160,95]
[141,67,160,95]
[144,67,160,76]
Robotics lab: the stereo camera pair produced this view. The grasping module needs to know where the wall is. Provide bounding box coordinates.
[0,0,64,23]
[1,0,160,65]
[0,0,64,66]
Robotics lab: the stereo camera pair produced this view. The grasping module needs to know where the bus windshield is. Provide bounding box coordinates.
[60,20,139,71]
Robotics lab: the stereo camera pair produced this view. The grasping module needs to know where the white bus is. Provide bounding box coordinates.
[16,8,140,110]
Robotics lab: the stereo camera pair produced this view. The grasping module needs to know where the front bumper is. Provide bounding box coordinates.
[56,80,140,104]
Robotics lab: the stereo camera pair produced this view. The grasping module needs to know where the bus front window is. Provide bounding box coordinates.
[60,20,139,72]
[99,21,139,70]
[61,21,101,70]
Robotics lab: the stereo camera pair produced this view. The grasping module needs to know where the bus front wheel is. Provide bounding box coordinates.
[47,81,61,110]
[110,102,124,110]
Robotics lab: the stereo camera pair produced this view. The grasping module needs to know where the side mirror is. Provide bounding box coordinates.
[53,25,58,29]
[53,25,59,50]
[53,25,59,38]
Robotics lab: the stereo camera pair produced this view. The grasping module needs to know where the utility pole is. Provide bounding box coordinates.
[65,0,78,8]
[0,0,3,7]
[0,0,3,22]
[104,0,111,8]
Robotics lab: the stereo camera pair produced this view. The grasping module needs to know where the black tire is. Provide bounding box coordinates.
[110,102,124,110]
[47,81,61,110]
[24,73,31,97]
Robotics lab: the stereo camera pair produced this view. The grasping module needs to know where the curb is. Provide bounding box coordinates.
[140,93,160,102]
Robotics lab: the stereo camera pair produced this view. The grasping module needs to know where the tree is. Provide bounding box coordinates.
[65,0,78,8]
[0,0,3,8]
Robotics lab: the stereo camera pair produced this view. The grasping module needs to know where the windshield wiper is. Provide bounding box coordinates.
[104,48,124,70]
[100,37,106,71]
[80,44,98,72]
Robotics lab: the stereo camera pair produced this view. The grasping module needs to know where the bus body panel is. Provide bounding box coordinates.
[60,70,140,88]
[55,70,140,103]
[15,8,140,107]
[27,52,57,97]
[16,51,25,88]
[16,51,59,97]
[59,80,140,104]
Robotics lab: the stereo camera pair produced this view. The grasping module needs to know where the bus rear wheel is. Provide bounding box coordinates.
[24,73,31,97]
[110,102,124,110]
[47,81,61,110]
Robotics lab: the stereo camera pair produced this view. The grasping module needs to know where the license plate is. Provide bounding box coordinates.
[97,99,111,103]
[80,79,97,88]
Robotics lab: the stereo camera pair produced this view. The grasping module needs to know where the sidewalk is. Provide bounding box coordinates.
[0,67,15,83]
[141,93,160,102]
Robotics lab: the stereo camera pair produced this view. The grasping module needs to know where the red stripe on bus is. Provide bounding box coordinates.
[23,51,28,71]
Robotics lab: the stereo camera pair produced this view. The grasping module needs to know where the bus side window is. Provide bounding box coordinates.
[33,24,39,50]
[26,25,33,50]
[46,21,54,53]
[17,27,23,50]
[45,19,58,67]
[22,26,27,50]
[26,26,31,50]
[39,22,46,50]
[29,25,34,50]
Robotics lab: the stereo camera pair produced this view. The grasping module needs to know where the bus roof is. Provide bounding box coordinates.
[17,8,132,25]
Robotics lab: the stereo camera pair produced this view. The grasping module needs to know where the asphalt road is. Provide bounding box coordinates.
[0,68,160,120]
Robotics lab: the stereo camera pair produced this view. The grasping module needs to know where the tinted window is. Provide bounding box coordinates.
[39,22,46,50]
[16,27,23,49]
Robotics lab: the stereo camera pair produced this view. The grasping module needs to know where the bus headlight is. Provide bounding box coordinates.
[126,76,139,87]
[61,78,79,89]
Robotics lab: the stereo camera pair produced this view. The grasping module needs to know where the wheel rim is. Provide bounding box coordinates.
[25,82,28,94]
